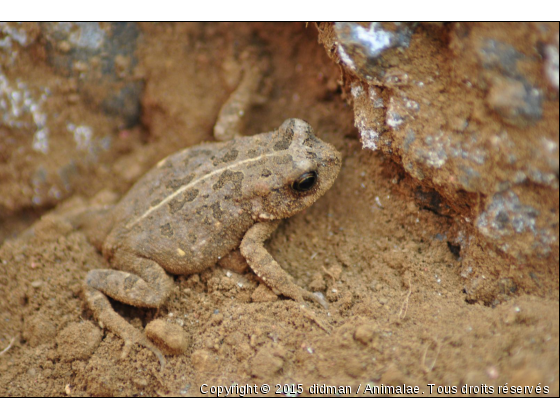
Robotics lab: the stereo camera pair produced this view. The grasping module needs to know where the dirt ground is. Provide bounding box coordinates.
[0,23,558,397]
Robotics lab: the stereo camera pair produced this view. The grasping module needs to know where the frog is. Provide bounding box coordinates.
[76,53,342,370]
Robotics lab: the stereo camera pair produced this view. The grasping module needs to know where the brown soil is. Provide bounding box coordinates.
[0,23,558,397]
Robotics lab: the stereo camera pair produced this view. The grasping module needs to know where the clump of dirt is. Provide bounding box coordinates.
[0,23,558,397]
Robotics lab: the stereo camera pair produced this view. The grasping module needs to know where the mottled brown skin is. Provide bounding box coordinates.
[83,118,341,369]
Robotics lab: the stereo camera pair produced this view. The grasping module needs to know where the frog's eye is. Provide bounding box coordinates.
[292,171,317,193]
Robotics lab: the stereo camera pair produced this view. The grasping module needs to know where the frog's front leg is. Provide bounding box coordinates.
[83,254,174,370]
[240,221,328,309]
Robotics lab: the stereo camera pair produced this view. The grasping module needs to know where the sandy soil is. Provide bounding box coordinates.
[0,23,558,397]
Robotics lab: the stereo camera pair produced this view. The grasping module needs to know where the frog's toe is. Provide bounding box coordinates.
[145,341,166,371]
[121,335,166,371]
[121,339,132,359]
[303,290,329,310]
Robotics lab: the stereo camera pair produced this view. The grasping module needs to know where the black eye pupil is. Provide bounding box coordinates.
[292,171,317,192]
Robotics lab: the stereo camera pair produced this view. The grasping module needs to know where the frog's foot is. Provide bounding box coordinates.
[241,221,328,310]
[84,283,166,370]
[84,268,172,371]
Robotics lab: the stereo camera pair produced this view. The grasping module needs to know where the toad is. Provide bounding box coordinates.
[74,55,341,369]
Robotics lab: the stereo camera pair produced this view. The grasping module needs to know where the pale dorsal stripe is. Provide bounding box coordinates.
[125,152,279,229]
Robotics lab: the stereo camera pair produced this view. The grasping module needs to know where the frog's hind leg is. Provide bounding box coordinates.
[213,47,271,142]
[83,256,174,370]
[83,282,165,369]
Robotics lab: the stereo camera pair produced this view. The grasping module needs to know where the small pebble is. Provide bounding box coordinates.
[145,319,190,355]
[191,349,213,372]
[354,324,377,345]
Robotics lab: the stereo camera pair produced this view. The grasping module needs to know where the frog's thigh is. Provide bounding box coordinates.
[83,255,173,368]
[240,221,315,303]
[86,255,174,308]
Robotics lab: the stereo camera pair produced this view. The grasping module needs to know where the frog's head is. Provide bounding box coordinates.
[252,118,342,221]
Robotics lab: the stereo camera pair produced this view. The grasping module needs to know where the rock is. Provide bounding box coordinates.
[333,22,415,82]
[191,349,215,372]
[41,22,143,126]
[476,190,554,257]
[320,22,559,303]
[0,22,128,216]
[354,324,378,346]
[145,319,190,355]
[486,77,542,127]
[250,345,286,378]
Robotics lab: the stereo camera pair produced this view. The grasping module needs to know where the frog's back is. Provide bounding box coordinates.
[104,136,272,274]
